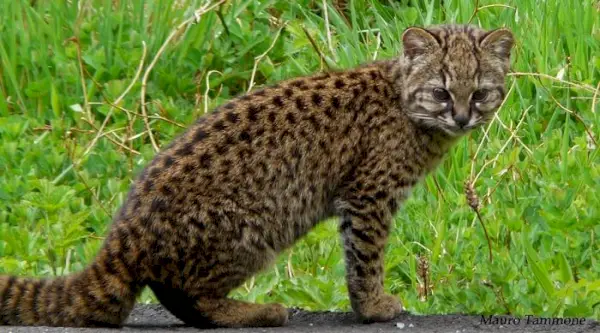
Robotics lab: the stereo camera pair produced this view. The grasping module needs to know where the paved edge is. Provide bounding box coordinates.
[2,304,598,333]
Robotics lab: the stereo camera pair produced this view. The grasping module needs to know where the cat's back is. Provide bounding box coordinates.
[137,63,400,203]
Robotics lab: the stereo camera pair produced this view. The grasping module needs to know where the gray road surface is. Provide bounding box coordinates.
[3,305,597,333]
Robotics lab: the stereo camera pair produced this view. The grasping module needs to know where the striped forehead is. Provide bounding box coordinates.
[432,26,483,81]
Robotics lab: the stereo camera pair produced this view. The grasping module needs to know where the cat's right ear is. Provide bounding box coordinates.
[402,27,440,60]
[479,28,514,60]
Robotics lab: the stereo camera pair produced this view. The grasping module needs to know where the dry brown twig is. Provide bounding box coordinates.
[65,37,92,123]
[546,91,598,147]
[469,79,516,179]
[83,41,147,158]
[248,25,285,93]
[417,255,431,301]
[141,0,226,153]
[80,118,140,155]
[468,0,516,24]
[482,164,515,204]
[482,280,512,314]
[204,70,224,116]
[432,176,447,203]
[491,112,534,155]
[53,41,147,185]
[88,101,134,123]
[74,171,112,218]
[322,0,335,57]
[243,276,256,293]
[373,32,381,61]
[93,99,188,129]
[149,115,187,129]
[524,71,599,148]
[508,72,597,94]
[332,0,351,27]
[464,179,493,263]
[465,81,532,264]
[473,105,532,184]
[302,26,331,70]
[286,251,295,279]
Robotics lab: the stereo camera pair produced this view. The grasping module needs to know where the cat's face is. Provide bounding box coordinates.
[399,25,514,137]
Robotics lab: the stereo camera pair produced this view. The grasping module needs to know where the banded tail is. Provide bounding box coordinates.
[0,245,142,327]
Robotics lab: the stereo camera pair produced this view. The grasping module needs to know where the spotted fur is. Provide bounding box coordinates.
[0,24,513,328]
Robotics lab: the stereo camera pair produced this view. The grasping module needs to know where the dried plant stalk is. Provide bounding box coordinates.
[465,180,493,263]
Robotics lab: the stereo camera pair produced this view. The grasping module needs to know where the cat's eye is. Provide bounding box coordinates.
[472,89,488,101]
[433,88,451,102]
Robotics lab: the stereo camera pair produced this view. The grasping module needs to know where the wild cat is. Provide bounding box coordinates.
[0,24,513,327]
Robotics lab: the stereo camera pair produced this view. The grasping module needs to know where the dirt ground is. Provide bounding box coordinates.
[3,304,598,333]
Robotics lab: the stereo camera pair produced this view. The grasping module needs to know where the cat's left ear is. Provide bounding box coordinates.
[480,28,514,60]
[402,27,440,59]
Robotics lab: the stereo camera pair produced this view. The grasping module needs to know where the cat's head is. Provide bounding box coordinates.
[398,24,514,136]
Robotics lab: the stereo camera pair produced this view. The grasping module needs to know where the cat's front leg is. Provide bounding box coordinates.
[336,175,407,323]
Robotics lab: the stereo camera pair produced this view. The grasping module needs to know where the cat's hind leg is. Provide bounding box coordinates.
[149,283,288,328]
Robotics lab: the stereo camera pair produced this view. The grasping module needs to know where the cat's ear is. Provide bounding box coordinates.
[402,27,440,59]
[480,28,514,60]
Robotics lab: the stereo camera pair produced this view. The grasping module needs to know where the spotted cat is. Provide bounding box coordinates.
[0,24,513,327]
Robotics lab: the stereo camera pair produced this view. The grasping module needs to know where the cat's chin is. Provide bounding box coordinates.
[407,117,467,138]
[437,126,472,138]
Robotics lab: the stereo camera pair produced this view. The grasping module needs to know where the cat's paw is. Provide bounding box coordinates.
[356,294,403,323]
[256,303,289,327]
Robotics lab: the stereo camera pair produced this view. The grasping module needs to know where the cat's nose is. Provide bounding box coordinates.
[453,114,470,128]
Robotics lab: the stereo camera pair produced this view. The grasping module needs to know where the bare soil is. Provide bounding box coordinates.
[3,304,598,333]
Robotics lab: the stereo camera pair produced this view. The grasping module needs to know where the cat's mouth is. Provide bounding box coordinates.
[436,114,482,136]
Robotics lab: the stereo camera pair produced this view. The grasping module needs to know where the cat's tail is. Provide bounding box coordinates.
[0,239,143,327]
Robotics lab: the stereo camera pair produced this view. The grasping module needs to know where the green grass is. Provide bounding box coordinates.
[1,0,599,319]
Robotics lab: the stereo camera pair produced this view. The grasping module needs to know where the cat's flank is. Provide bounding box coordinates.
[0,24,513,328]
